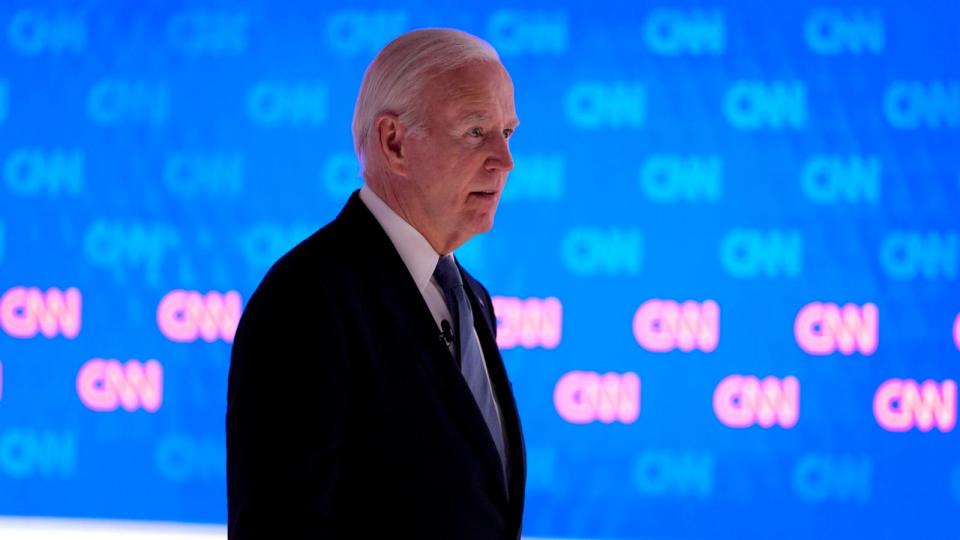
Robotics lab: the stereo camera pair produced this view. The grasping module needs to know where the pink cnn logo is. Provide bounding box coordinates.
[633,299,719,353]
[0,287,81,339]
[794,301,878,355]
[554,371,640,424]
[954,313,960,351]
[157,289,241,343]
[874,378,956,433]
[714,375,800,429]
[492,296,562,350]
[77,358,163,413]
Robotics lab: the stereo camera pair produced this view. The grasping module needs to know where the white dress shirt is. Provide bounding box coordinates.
[358,184,504,426]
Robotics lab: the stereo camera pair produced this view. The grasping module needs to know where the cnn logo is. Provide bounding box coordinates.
[634,299,719,353]
[77,359,163,413]
[795,302,878,355]
[157,289,241,343]
[874,378,956,432]
[493,296,562,350]
[554,371,640,424]
[0,286,81,339]
[714,375,799,429]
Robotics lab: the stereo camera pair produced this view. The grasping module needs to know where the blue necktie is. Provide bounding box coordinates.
[433,254,508,481]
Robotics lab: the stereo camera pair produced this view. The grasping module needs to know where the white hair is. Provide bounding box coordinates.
[352,28,501,178]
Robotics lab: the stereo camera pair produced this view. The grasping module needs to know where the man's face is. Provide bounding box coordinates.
[400,61,518,253]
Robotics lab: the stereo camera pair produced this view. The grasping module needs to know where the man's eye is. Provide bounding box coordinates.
[503,128,514,139]
[469,127,484,137]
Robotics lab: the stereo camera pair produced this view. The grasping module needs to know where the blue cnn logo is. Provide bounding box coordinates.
[640,154,722,203]
[87,80,169,126]
[486,9,567,56]
[247,82,327,126]
[724,81,807,130]
[7,10,85,55]
[885,81,960,129]
[4,149,84,197]
[83,220,180,285]
[164,154,243,198]
[880,231,957,280]
[566,82,645,129]
[155,435,225,483]
[632,450,714,498]
[804,9,883,55]
[237,222,317,272]
[721,229,802,279]
[644,9,724,56]
[502,154,565,202]
[325,10,407,55]
[801,155,880,205]
[562,227,642,276]
[792,454,871,503]
[166,10,248,55]
[0,429,76,479]
[322,152,361,200]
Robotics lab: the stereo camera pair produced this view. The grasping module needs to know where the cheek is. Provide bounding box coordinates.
[413,140,484,201]
[434,154,478,189]
[449,148,489,177]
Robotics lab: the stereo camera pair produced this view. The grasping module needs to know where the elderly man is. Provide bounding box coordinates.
[227,28,525,539]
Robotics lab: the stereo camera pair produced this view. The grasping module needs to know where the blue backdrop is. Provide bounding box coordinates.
[0,1,958,538]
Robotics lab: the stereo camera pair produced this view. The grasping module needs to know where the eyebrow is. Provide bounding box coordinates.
[458,111,490,123]
[457,111,520,128]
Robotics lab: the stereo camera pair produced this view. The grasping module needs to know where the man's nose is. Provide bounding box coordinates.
[485,134,514,173]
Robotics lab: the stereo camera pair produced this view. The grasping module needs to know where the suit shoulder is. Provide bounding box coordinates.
[241,221,350,319]
[259,218,354,288]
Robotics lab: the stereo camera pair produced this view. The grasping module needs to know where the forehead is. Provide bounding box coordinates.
[425,62,516,120]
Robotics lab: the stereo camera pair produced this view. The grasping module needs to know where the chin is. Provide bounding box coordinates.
[477,213,497,232]
[462,218,495,239]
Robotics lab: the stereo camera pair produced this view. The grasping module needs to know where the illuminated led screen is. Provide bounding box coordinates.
[0,2,958,538]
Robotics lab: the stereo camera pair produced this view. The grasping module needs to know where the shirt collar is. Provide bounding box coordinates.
[359,184,447,294]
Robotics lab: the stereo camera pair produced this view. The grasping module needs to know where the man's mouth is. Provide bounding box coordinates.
[471,190,498,197]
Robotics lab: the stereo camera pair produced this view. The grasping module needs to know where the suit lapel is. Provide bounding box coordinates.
[336,192,512,502]
[460,268,526,517]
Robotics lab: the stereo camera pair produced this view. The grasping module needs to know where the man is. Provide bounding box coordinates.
[227,28,526,539]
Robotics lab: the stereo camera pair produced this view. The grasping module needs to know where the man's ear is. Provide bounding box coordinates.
[375,113,409,177]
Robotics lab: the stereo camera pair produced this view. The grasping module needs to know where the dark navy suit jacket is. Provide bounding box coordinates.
[227,191,526,539]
